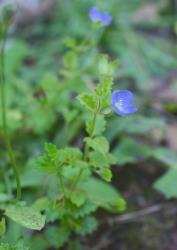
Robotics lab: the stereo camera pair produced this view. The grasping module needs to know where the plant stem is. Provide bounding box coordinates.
[84,111,97,160]
[0,20,22,200]
[59,173,66,198]
[71,112,97,190]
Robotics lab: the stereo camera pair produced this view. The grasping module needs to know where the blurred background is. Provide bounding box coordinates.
[1,0,177,249]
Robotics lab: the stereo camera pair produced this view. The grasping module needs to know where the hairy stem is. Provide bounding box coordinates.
[0,20,21,200]
[71,112,97,190]
[84,111,97,160]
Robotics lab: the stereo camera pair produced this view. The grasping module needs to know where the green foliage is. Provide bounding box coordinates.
[113,138,152,165]
[0,237,29,250]
[106,115,166,142]
[5,205,45,230]
[152,148,177,198]
[0,239,29,250]
[77,93,97,112]
[84,136,109,154]
[80,178,125,212]
[37,143,83,174]
[75,216,98,236]
[89,151,117,168]
[154,169,177,199]
[45,226,70,249]
[0,218,6,239]
[5,40,28,79]
[86,114,106,136]
[98,55,119,78]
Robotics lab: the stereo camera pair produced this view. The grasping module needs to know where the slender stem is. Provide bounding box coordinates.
[71,112,97,190]
[0,20,21,200]
[59,173,66,198]
[84,111,97,161]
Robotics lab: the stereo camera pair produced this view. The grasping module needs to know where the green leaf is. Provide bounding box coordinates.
[98,168,112,182]
[58,147,82,164]
[13,237,30,250]
[37,143,59,173]
[76,216,98,236]
[45,226,70,248]
[106,115,166,142]
[71,201,97,219]
[113,138,152,165]
[31,197,50,212]
[80,177,125,212]
[85,136,109,154]
[77,93,97,111]
[0,218,5,239]
[69,190,87,207]
[152,148,177,198]
[0,238,30,250]
[89,151,117,168]
[98,55,118,77]
[63,51,78,69]
[94,114,106,135]
[152,147,177,168]
[37,143,83,173]
[154,169,177,198]
[5,40,28,78]
[0,194,12,203]
[62,164,90,183]
[0,243,10,250]
[5,205,45,231]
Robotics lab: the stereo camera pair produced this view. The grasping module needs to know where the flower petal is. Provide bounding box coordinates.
[111,90,137,116]
[89,6,101,22]
[100,12,112,26]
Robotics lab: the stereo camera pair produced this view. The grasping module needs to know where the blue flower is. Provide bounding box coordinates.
[100,12,112,26]
[89,7,101,22]
[89,6,112,26]
[111,90,137,116]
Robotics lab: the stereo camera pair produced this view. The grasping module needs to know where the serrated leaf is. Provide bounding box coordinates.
[76,216,98,236]
[37,144,83,173]
[89,151,117,168]
[98,55,118,77]
[45,226,70,248]
[71,201,97,219]
[85,136,109,154]
[70,190,87,207]
[62,164,90,183]
[5,205,45,231]
[77,93,97,111]
[98,168,112,182]
[37,143,59,173]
